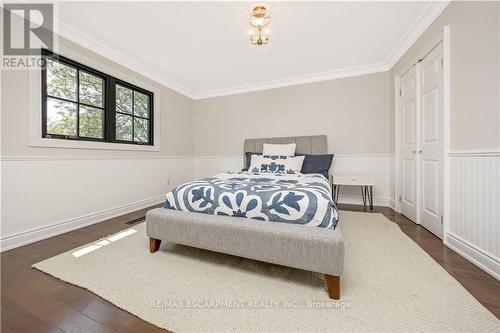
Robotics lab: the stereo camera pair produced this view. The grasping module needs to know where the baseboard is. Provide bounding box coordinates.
[444,232,500,280]
[0,195,165,252]
[337,195,391,207]
[388,199,396,210]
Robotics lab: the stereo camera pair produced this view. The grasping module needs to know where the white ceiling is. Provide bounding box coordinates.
[57,1,449,99]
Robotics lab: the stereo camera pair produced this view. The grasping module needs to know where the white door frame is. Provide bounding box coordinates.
[394,26,450,237]
[399,67,419,222]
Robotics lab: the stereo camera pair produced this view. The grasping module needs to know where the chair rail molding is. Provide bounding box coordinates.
[448,151,500,157]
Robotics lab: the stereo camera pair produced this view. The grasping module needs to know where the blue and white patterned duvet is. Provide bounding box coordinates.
[164,172,339,229]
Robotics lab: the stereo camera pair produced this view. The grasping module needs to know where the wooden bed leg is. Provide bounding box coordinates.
[324,274,340,300]
[149,238,161,253]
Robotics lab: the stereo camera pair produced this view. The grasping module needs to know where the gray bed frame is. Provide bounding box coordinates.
[146,135,344,299]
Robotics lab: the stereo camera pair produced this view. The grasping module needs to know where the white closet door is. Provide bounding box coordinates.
[400,67,418,222]
[419,44,444,239]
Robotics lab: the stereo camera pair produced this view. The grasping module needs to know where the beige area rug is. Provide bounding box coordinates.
[33,211,499,332]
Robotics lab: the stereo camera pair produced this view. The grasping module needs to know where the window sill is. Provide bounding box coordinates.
[29,137,160,152]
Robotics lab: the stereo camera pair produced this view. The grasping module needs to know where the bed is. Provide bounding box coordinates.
[146,135,344,299]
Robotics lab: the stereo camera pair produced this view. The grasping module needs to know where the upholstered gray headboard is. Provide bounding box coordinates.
[243,135,327,167]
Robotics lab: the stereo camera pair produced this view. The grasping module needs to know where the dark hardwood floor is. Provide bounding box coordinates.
[1,204,499,333]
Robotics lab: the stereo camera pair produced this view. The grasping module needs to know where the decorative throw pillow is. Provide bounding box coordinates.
[262,143,296,156]
[249,155,305,175]
[242,152,261,171]
[297,154,334,179]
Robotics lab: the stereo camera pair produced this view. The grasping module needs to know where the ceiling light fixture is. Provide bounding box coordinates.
[249,6,270,46]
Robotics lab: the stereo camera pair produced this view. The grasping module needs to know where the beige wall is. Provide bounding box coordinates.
[1,36,194,157]
[193,72,390,156]
[389,1,500,153]
[1,23,195,249]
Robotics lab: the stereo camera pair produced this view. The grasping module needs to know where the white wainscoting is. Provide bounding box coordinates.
[193,154,393,207]
[0,156,194,251]
[444,152,500,280]
[1,153,393,251]
[389,155,396,210]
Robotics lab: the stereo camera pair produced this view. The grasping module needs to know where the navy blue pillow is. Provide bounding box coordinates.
[242,152,262,171]
[298,154,334,179]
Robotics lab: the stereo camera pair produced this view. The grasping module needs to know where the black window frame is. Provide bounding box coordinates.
[41,49,154,146]
[112,79,154,145]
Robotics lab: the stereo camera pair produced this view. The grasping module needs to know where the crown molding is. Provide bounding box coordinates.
[49,1,449,100]
[54,18,197,99]
[4,8,195,97]
[385,0,450,69]
[190,62,389,100]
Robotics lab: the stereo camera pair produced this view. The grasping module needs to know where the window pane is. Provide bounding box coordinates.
[80,106,104,138]
[134,118,149,143]
[134,91,149,118]
[47,59,77,101]
[46,97,77,136]
[79,71,104,107]
[116,84,133,114]
[116,113,133,141]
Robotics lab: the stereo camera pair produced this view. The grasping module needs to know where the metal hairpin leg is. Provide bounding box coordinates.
[333,185,340,204]
[368,186,373,210]
[361,186,367,205]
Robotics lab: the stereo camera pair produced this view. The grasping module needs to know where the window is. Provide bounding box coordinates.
[115,83,151,144]
[41,50,154,145]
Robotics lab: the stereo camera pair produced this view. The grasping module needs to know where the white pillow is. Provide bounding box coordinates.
[249,155,305,175]
[262,143,296,156]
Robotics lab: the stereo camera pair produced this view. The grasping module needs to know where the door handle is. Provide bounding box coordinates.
[418,150,423,154]
[412,150,416,154]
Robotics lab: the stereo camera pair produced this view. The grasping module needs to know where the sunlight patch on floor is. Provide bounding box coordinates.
[72,229,137,257]
[108,229,137,242]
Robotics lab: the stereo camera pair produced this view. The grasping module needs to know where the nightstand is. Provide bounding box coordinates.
[330,174,375,210]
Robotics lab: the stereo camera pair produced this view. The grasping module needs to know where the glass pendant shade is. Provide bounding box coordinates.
[249,6,270,28]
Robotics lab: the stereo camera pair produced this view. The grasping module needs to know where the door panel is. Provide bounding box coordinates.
[423,88,439,143]
[419,43,444,239]
[422,160,439,216]
[403,103,415,146]
[402,159,416,205]
[400,67,417,222]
